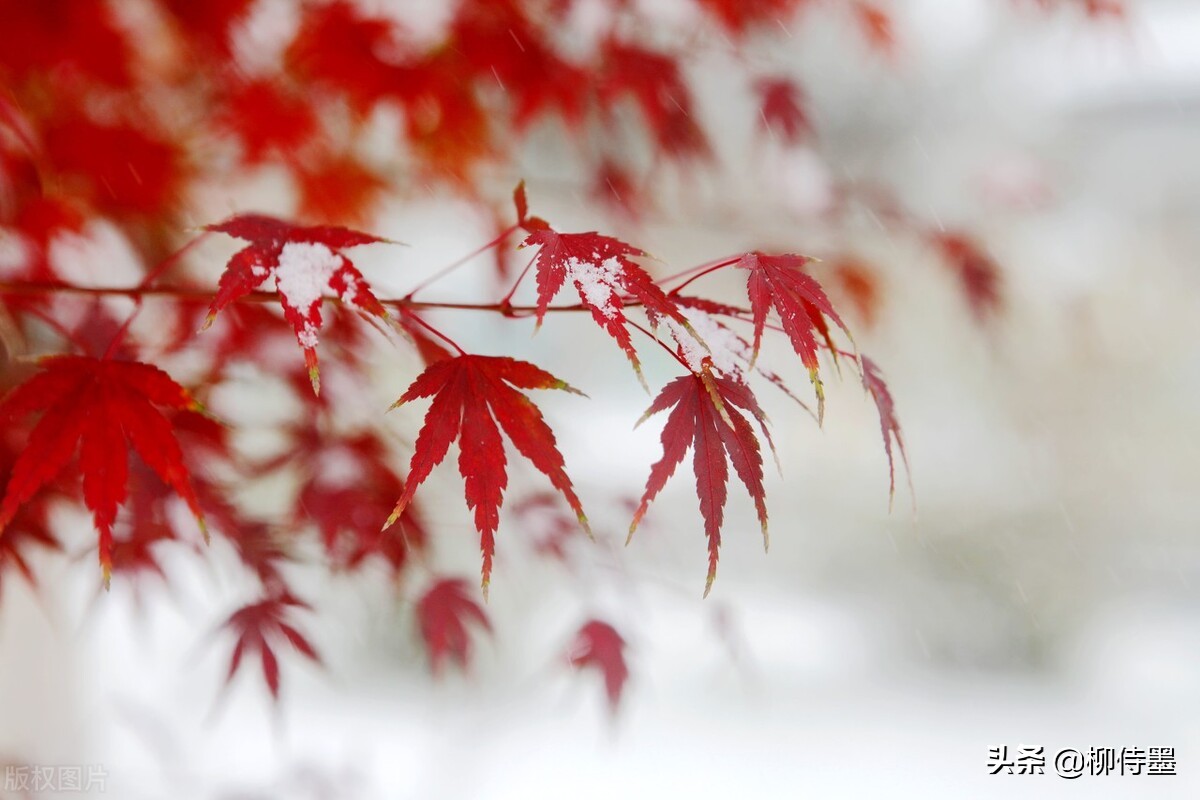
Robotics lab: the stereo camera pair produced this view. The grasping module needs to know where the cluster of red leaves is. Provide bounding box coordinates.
[0,0,1047,710]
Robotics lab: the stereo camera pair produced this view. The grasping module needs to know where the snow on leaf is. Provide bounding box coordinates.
[386,355,589,595]
[221,591,320,699]
[860,355,912,509]
[0,356,206,585]
[567,619,629,713]
[417,577,491,673]
[202,213,392,394]
[522,227,695,384]
[739,251,853,423]
[630,364,770,596]
[668,296,810,423]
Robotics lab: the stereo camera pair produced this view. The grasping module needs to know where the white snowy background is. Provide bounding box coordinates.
[2,0,1200,798]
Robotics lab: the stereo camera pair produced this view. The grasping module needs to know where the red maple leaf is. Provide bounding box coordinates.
[202,213,392,394]
[219,79,319,165]
[0,439,59,594]
[385,355,589,594]
[286,1,408,112]
[42,114,185,218]
[448,0,589,131]
[860,355,912,507]
[0,356,206,584]
[597,41,711,161]
[294,153,389,227]
[162,0,256,56]
[693,0,809,37]
[567,619,629,712]
[222,591,320,699]
[416,577,491,673]
[630,363,771,596]
[739,252,852,420]
[853,2,896,57]
[830,257,880,327]
[755,76,811,145]
[932,232,1003,322]
[522,227,693,382]
[294,433,427,577]
[0,0,132,87]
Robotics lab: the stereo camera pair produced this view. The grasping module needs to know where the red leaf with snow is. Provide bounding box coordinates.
[522,227,692,382]
[567,620,629,712]
[0,356,206,584]
[202,213,391,394]
[387,355,589,594]
[417,577,491,673]
[630,364,770,596]
[222,592,320,699]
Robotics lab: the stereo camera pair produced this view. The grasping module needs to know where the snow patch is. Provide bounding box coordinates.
[670,306,750,376]
[275,241,342,348]
[567,255,624,318]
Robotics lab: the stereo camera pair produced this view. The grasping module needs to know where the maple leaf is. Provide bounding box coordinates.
[219,79,318,165]
[739,251,853,421]
[294,434,427,577]
[295,153,388,226]
[286,1,408,112]
[43,114,185,218]
[447,0,589,132]
[693,0,809,37]
[755,76,811,145]
[162,0,256,56]
[0,0,132,87]
[932,232,1003,322]
[385,355,589,594]
[853,2,896,56]
[830,257,880,327]
[590,160,644,221]
[202,213,392,394]
[668,296,811,418]
[521,226,694,383]
[0,356,206,584]
[630,363,771,596]
[416,577,491,673]
[597,41,711,161]
[222,592,320,699]
[567,619,629,713]
[860,355,912,507]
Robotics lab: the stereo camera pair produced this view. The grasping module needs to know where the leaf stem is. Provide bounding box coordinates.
[403,223,520,300]
[664,256,741,296]
[396,310,467,356]
[102,233,211,360]
[626,319,692,372]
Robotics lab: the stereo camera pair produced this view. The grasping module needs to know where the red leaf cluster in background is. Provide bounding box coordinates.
[0,0,1071,708]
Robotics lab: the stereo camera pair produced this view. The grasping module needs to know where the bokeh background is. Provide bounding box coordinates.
[2,0,1199,798]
